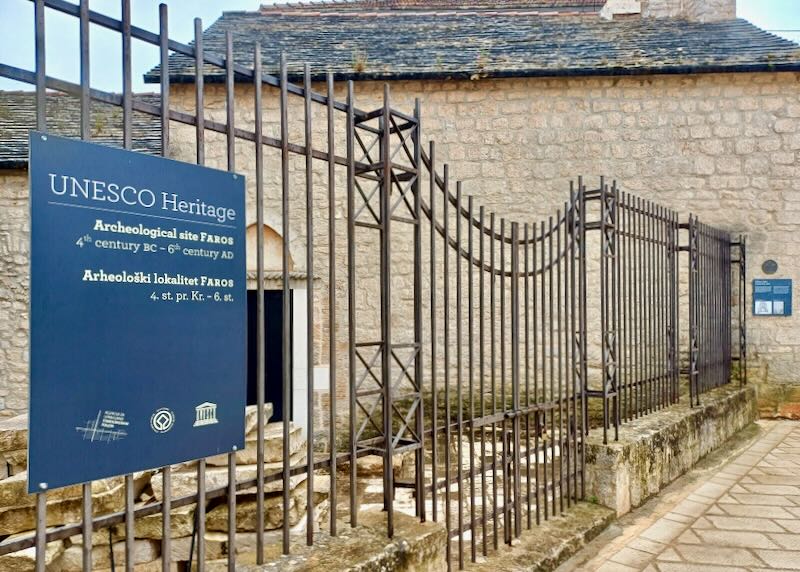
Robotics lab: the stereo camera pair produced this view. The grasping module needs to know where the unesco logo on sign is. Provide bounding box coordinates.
[150,408,175,433]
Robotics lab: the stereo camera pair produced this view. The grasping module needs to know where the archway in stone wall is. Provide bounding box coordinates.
[245,223,293,273]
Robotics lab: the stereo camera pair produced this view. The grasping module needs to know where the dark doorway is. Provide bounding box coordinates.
[247,290,291,422]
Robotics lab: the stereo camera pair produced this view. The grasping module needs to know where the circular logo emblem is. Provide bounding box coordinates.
[150,408,175,433]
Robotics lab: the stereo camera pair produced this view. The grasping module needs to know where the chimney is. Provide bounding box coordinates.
[640,0,736,22]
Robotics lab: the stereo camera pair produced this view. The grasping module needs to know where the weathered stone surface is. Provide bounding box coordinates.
[150,452,305,501]
[2,449,26,469]
[206,486,306,532]
[0,475,128,534]
[68,523,125,546]
[0,415,27,452]
[168,534,224,562]
[94,560,178,572]
[206,422,304,466]
[239,509,448,572]
[347,453,407,477]
[61,539,160,572]
[584,385,757,516]
[134,505,195,540]
[0,539,64,572]
[244,404,274,436]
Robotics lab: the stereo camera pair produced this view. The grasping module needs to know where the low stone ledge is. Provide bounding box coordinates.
[584,384,757,516]
[467,502,614,572]
[240,510,447,572]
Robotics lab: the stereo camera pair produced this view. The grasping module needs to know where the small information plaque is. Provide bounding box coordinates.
[28,133,247,492]
[753,279,792,317]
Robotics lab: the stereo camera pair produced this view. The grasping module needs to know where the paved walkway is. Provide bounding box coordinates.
[557,420,800,572]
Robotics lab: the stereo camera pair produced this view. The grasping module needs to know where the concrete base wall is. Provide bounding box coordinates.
[584,385,757,516]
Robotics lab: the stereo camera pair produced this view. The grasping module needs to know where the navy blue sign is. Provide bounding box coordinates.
[28,133,246,492]
[753,279,792,317]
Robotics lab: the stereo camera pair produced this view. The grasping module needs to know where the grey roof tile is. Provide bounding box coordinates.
[144,11,800,83]
[0,92,162,169]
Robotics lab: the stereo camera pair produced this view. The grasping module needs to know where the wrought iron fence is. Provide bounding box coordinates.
[0,1,746,571]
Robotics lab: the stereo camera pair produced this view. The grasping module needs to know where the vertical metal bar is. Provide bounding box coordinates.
[34,0,45,131]
[523,223,531,528]
[225,32,235,170]
[456,185,464,569]
[600,181,609,443]
[648,201,655,413]
[611,184,619,440]
[35,490,46,572]
[122,0,132,151]
[548,215,556,508]
[303,63,316,548]
[227,455,236,572]
[556,210,564,512]
[468,195,476,561]
[579,181,587,498]
[540,218,548,521]
[346,81,358,528]
[196,461,206,571]
[121,4,136,570]
[380,84,395,539]
[79,3,92,569]
[688,215,696,407]
[490,213,499,546]
[478,206,487,557]
[159,4,170,159]
[225,31,237,572]
[558,202,573,504]
[673,211,679,403]
[569,190,578,502]
[429,142,438,525]
[562,204,571,507]
[615,187,620,437]
[79,0,90,141]
[125,474,134,572]
[159,471,170,572]
[253,42,266,564]
[618,193,625,423]
[742,236,747,385]
[81,483,92,572]
[532,220,540,525]
[280,52,292,556]
[326,72,339,537]
[637,198,644,416]
[443,165,452,567]
[412,99,425,525]
[510,223,522,538]
[500,218,509,544]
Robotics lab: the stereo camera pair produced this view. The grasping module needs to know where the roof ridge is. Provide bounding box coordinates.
[260,0,605,13]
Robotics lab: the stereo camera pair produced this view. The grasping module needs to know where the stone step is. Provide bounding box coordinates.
[206,422,305,467]
[150,451,306,502]
[61,538,160,572]
[0,415,27,455]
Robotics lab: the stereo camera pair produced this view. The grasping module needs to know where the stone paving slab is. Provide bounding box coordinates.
[556,421,800,572]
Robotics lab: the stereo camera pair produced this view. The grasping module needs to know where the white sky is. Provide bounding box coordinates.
[0,0,798,93]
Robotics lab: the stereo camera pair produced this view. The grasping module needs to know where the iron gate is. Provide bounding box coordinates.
[0,1,746,571]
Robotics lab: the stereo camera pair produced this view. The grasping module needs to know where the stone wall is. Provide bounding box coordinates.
[0,70,798,422]
[641,0,736,21]
[0,171,28,419]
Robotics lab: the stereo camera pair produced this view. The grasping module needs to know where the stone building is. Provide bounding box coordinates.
[1,0,800,424]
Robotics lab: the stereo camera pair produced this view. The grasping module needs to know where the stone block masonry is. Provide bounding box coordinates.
[584,384,758,516]
[1,70,798,425]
